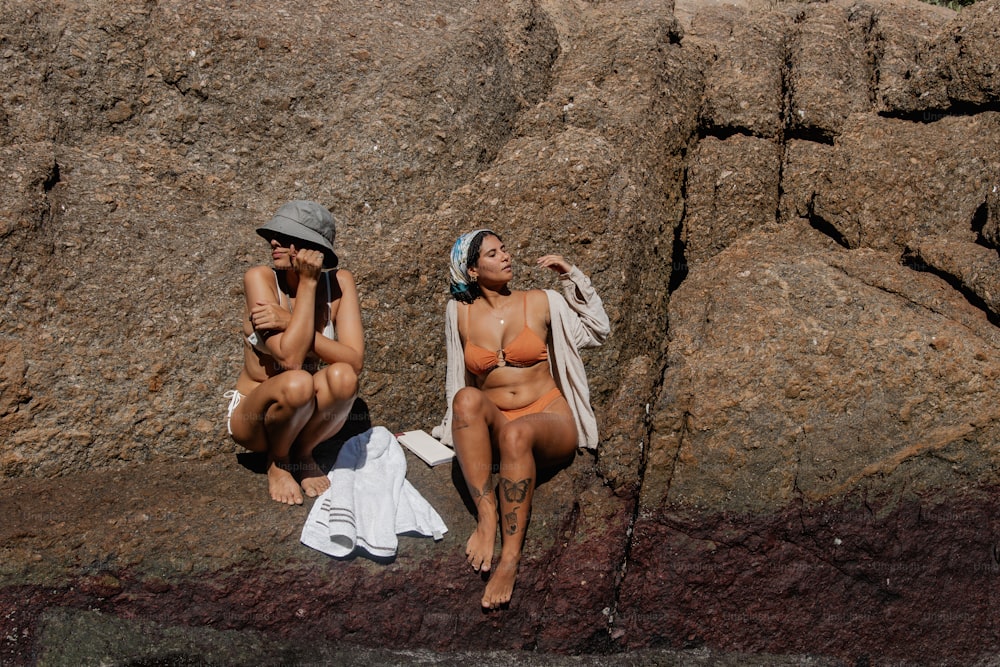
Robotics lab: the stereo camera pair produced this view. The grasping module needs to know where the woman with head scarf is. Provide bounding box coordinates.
[435,229,609,609]
[225,201,364,505]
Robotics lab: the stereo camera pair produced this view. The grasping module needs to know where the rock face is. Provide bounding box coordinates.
[3,0,1000,664]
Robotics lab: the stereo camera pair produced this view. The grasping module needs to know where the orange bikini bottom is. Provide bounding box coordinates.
[498,387,564,422]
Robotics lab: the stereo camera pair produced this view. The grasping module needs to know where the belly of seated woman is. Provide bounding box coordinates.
[475,362,558,413]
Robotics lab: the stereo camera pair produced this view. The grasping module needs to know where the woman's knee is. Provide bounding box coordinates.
[497,421,534,459]
[452,386,486,420]
[315,363,358,402]
[277,370,315,408]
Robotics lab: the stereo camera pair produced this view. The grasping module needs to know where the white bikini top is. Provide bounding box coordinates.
[246,270,335,355]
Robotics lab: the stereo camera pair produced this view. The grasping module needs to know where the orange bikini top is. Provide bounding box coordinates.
[463,294,548,376]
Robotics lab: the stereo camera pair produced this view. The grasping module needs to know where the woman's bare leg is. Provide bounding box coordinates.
[484,402,577,610]
[295,362,359,497]
[452,387,507,573]
[230,370,316,505]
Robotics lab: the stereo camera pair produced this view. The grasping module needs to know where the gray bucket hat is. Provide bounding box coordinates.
[256,200,339,269]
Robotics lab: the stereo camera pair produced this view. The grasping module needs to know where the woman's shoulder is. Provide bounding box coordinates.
[522,288,553,321]
[243,265,276,287]
[244,264,273,278]
[332,268,357,292]
[333,267,355,282]
[523,288,555,303]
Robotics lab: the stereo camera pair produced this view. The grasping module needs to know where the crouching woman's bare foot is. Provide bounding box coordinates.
[268,460,303,505]
[298,455,331,498]
[482,555,519,610]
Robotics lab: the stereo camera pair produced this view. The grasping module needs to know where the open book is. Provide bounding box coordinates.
[396,429,455,467]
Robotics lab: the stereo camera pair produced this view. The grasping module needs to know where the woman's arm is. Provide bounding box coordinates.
[244,249,323,370]
[536,255,610,347]
[558,265,610,347]
[311,269,364,374]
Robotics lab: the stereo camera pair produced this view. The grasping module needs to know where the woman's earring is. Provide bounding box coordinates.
[470,275,478,284]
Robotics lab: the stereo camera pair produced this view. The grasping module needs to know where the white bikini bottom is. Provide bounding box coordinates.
[223,389,246,436]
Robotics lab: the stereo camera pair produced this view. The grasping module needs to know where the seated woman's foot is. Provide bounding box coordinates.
[268,461,303,505]
[298,456,330,497]
[466,511,497,573]
[482,556,519,609]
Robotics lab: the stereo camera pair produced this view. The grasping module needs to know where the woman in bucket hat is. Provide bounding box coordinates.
[224,201,363,505]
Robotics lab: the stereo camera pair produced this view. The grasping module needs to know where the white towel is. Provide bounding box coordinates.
[300,426,448,559]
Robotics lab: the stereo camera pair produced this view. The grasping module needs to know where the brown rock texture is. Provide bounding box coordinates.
[3,0,1000,665]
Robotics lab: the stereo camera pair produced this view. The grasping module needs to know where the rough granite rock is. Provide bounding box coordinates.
[905,0,1000,111]
[682,134,782,266]
[621,220,1000,660]
[869,0,955,113]
[785,1,875,141]
[693,7,789,139]
[781,113,1000,254]
[4,0,1000,665]
[649,221,1000,517]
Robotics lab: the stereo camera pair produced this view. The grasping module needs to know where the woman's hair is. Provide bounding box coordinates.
[449,229,501,303]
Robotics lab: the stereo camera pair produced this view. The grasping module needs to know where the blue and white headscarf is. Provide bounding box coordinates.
[449,229,496,303]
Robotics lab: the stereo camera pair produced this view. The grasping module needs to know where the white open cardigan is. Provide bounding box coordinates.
[432,265,611,449]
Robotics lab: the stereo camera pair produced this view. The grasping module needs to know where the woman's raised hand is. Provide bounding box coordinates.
[536,254,572,275]
[291,245,325,280]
